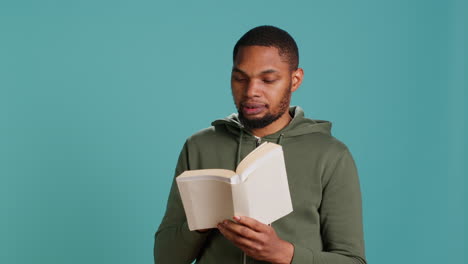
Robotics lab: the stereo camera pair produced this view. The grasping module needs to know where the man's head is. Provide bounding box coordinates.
[231,25,303,132]
[233,25,299,71]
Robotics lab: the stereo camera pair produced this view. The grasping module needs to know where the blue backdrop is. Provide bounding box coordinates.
[1,0,466,263]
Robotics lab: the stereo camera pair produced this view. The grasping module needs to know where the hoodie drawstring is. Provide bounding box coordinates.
[236,129,244,166]
[238,131,284,165]
[235,128,245,264]
[277,133,284,145]
[237,130,283,264]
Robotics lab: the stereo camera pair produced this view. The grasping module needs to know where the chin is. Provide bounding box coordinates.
[243,113,267,121]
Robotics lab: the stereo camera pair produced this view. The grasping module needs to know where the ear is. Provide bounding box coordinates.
[290,68,304,92]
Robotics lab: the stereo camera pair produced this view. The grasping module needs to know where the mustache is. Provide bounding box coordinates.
[240,101,268,108]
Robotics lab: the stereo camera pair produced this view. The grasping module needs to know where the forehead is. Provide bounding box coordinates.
[233,46,289,74]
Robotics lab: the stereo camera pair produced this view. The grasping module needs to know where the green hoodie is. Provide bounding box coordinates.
[154,106,366,264]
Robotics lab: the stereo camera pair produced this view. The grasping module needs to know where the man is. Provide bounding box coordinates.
[154,25,366,264]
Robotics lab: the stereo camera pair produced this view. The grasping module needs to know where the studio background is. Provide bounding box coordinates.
[1,0,466,263]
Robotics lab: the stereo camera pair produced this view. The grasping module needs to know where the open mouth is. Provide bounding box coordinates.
[241,103,266,115]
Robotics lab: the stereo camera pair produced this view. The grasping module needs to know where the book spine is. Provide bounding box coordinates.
[231,182,250,217]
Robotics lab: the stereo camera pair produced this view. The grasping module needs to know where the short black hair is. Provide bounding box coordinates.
[233,25,299,71]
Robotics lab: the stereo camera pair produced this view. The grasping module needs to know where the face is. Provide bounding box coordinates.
[231,46,302,129]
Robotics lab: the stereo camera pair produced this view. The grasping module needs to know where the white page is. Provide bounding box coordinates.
[177,179,234,231]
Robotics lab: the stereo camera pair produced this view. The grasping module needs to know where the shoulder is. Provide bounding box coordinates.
[322,134,350,154]
[294,131,350,157]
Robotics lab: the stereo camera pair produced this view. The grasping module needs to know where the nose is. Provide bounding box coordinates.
[245,79,261,98]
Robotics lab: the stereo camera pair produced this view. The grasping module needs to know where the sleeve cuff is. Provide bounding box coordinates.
[290,243,313,264]
[181,221,211,245]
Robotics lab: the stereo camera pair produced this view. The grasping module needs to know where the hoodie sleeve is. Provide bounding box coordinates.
[154,141,211,264]
[291,147,367,264]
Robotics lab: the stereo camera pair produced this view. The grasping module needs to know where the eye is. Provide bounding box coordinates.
[232,76,247,82]
[263,79,276,84]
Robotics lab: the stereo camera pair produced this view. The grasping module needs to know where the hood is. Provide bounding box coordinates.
[211,106,332,140]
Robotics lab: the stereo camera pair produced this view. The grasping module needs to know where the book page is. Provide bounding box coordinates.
[176,170,236,231]
[235,142,279,179]
[232,145,293,224]
[177,169,236,183]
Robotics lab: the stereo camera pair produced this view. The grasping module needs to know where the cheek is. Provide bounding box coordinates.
[231,87,242,103]
[231,84,245,94]
[269,83,287,96]
[268,84,290,104]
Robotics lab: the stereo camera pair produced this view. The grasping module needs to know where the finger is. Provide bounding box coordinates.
[217,222,237,241]
[233,216,269,232]
[221,220,260,240]
[217,222,260,250]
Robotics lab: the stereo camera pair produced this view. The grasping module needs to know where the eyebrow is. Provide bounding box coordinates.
[232,67,279,75]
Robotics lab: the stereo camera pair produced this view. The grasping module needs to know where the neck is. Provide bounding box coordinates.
[250,111,292,138]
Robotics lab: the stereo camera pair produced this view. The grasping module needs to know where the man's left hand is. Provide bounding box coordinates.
[217,216,294,264]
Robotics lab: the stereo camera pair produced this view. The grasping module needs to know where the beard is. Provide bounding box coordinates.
[237,87,291,130]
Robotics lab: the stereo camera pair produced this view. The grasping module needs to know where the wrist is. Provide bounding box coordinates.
[273,240,294,264]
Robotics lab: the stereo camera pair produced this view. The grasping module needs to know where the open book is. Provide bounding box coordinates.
[176,142,293,231]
